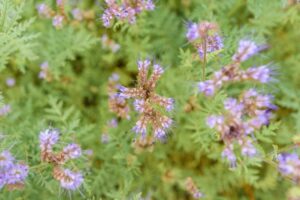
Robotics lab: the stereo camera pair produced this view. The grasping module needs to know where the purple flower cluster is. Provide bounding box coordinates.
[102,0,155,27]
[0,151,29,190]
[0,104,11,116]
[206,89,276,167]
[277,153,300,183]
[198,40,271,96]
[186,21,223,59]
[39,128,83,190]
[120,60,174,140]
[108,73,130,119]
[38,62,49,80]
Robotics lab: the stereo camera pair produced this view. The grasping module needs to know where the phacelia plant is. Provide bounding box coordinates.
[120,60,174,140]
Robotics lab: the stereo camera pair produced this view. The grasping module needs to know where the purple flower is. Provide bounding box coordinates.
[134,99,145,113]
[0,151,14,168]
[60,169,83,190]
[198,34,223,58]
[240,140,256,157]
[102,10,113,27]
[72,8,83,21]
[198,81,215,96]
[232,40,259,62]
[138,59,151,71]
[39,128,60,150]
[246,65,271,83]
[278,153,300,176]
[5,163,29,185]
[6,78,15,87]
[53,15,64,29]
[222,146,236,168]
[108,118,118,128]
[186,23,199,42]
[132,120,147,137]
[166,98,174,112]
[56,0,63,6]
[224,98,244,116]
[0,104,11,116]
[206,115,224,128]
[153,64,164,75]
[63,144,82,160]
[109,73,120,82]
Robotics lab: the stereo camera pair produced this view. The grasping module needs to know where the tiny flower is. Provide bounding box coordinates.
[0,104,11,116]
[5,163,29,185]
[206,115,223,128]
[186,23,199,42]
[240,140,256,157]
[52,15,64,29]
[232,40,260,62]
[0,151,14,168]
[72,8,83,21]
[198,81,215,96]
[222,146,236,168]
[108,118,118,128]
[63,144,82,160]
[6,78,15,87]
[56,0,63,6]
[36,3,51,18]
[39,128,60,150]
[59,169,83,190]
[245,65,271,83]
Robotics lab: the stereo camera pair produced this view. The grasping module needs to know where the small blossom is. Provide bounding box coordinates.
[185,177,204,199]
[54,168,83,190]
[52,15,64,29]
[232,40,260,62]
[36,3,52,18]
[102,0,155,27]
[186,23,199,42]
[244,65,271,83]
[6,78,15,87]
[198,81,215,96]
[63,144,82,160]
[72,8,83,21]
[206,115,223,128]
[0,104,11,116]
[278,153,300,176]
[0,151,14,168]
[5,163,29,185]
[39,62,49,79]
[222,146,237,168]
[240,140,256,157]
[39,128,60,150]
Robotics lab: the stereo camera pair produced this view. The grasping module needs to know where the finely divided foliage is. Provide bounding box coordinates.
[0,0,300,199]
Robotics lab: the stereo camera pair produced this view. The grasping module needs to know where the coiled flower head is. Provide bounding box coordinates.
[120,59,174,140]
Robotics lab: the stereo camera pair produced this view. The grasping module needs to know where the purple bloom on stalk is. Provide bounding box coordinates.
[63,144,82,160]
[5,163,29,185]
[166,98,174,112]
[246,65,271,83]
[186,23,199,42]
[134,99,145,113]
[224,98,244,116]
[39,128,60,150]
[133,120,147,137]
[232,40,260,62]
[60,169,83,190]
[0,151,14,168]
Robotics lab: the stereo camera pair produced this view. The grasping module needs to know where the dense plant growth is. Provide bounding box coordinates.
[0,0,300,199]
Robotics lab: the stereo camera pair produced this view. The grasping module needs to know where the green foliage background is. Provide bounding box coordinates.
[0,0,300,199]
